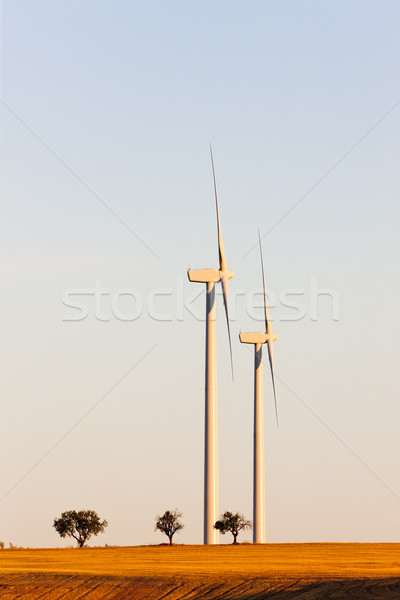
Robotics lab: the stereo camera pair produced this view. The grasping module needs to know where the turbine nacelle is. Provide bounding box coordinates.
[239,332,277,345]
[188,268,234,284]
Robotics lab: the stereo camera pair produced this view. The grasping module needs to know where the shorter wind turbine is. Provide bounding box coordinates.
[239,230,277,544]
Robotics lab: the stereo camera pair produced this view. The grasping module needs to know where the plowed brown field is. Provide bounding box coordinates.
[0,544,400,599]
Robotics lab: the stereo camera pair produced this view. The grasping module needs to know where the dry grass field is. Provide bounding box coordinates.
[0,544,400,599]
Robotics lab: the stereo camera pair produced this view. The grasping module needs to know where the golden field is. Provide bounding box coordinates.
[1,544,400,598]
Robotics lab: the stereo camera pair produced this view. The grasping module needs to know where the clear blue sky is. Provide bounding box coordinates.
[1,0,399,547]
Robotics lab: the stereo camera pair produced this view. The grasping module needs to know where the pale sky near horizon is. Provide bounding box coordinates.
[1,0,399,548]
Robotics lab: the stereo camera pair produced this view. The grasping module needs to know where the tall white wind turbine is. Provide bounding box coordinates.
[239,230,277,544]
[187,147,234,545]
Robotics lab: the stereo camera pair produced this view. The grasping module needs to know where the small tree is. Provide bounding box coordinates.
[155,509,184,545]
[214,511,252,544]
[53,510,108,548]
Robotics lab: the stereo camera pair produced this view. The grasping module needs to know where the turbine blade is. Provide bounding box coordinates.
[221,274,234,380]
[267,339,279,427]
[258,228,271,335]
[210,145,227,272]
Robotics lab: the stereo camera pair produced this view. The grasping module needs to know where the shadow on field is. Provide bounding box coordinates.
[265,578,400,599]
[1,575,400,599]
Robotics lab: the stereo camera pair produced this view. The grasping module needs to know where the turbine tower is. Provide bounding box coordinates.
[188,147,234,545]
[239,231,277,544]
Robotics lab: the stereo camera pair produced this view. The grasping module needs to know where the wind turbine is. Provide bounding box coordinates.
[187,147,234,545]
[239,230,277,544]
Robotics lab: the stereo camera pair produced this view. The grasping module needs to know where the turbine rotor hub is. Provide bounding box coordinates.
[220,269,234,281]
